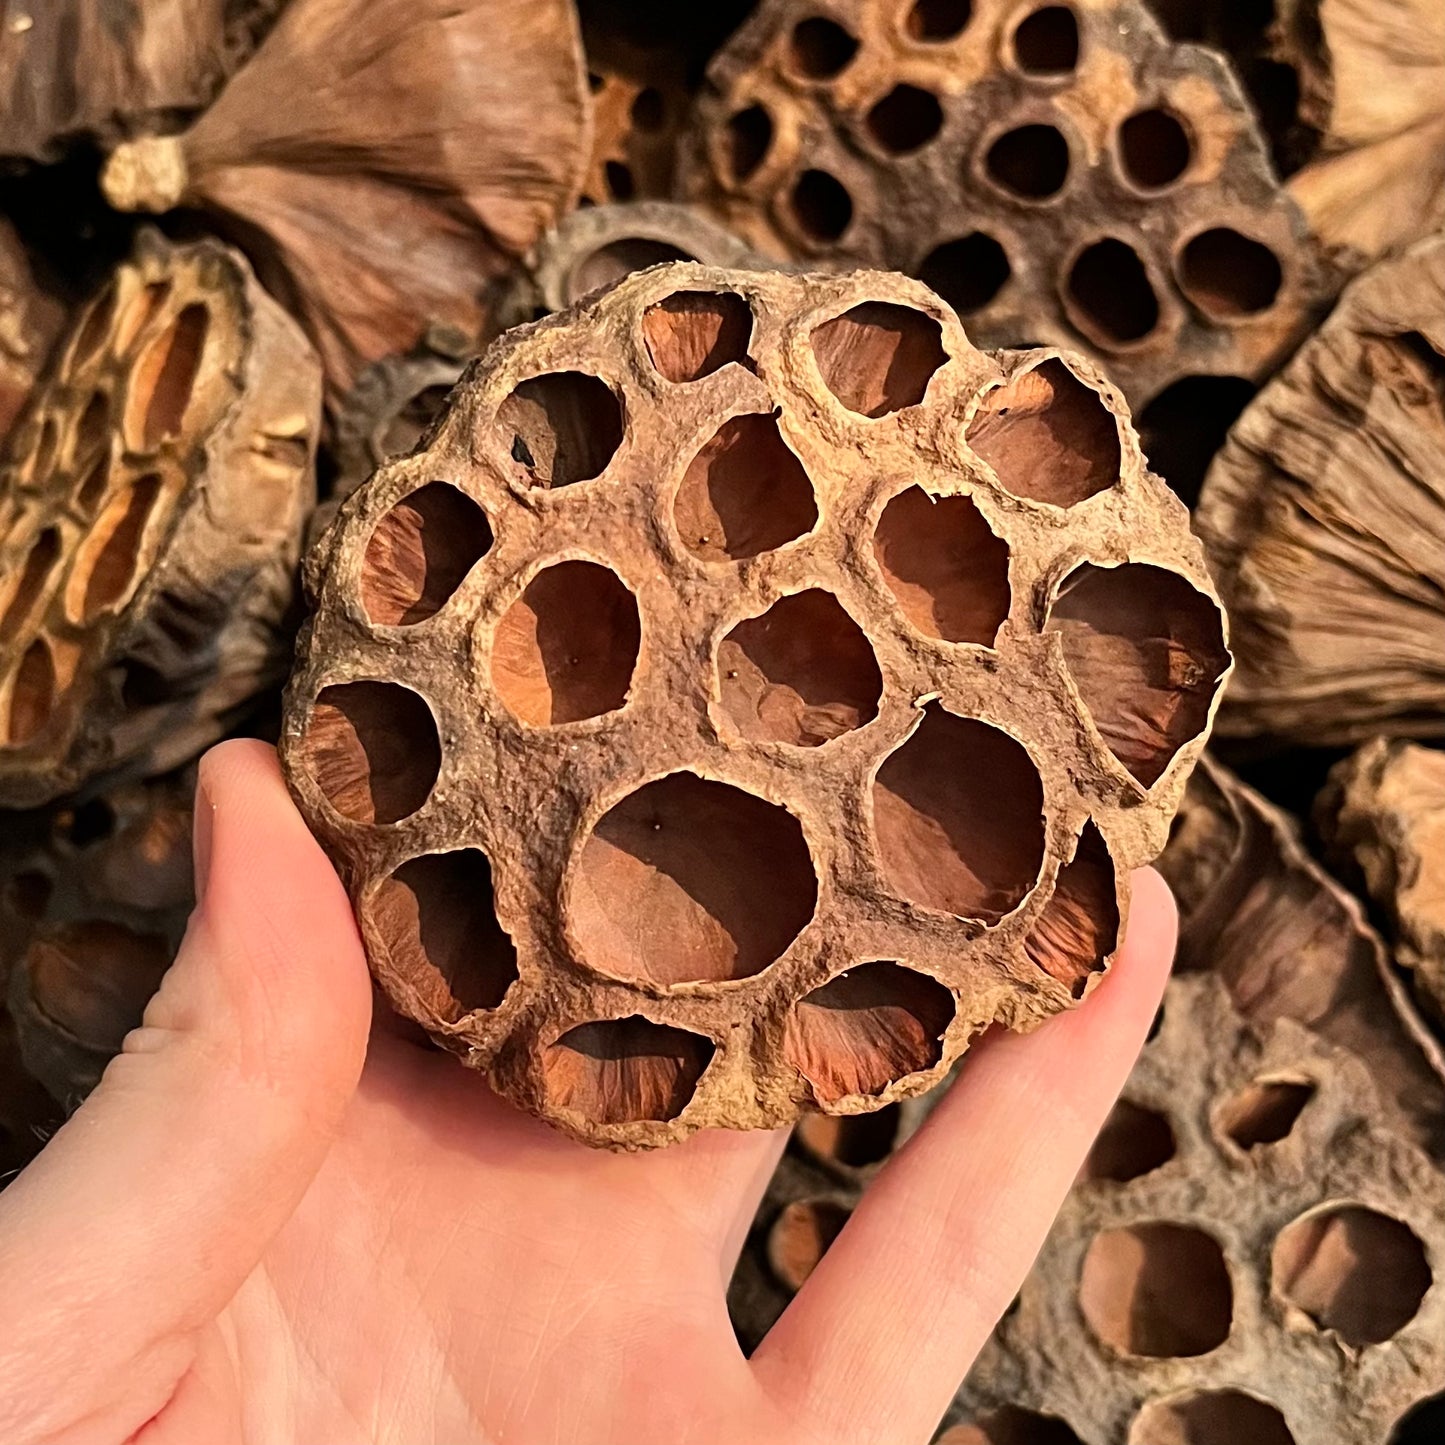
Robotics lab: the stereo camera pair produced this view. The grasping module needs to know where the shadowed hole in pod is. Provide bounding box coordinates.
[969,359,1119,506]
[768,1199,851,1290]
[674,413,817,561]
[368,850,518,1023]
[62,797,116,846]
[1391,1393,1445,1444]
[301,681,440,824]
[1220,1077,1314,1149]
[788,17,859,79]
[6,637,57,747]
[1131,1390,1295,1445]
[1024,821,1117,997]
[718,590,882,746]
[1272,1204,1431,1346]
[726,105,774,182]
[917,234,1011,315]
[1080,1222,1233,1357]
[6,870,53,921]
[784,960,954,1103]
[32,417,58,480]
[1046,563,1228,788]
[572,238,692,298]
[812,303,946,417]
[644,291,753,382]
[76,453,111,513]
[1067,240,1159,345]
[1013,5,1080,74]
[67,473,162,624]
[1119,109,1192,189]
[790,170,853,243]
[571,773,817,987]
[1082,1099,1175,1182]
[493,561,640,725]
[1179,229,1282,319]
[796,1102,902,1168]
[631,88,666,132]
[873,706,1044,921]
[867,85,945,154]
[126,303,209,451]
[0,527,61,644]
[605,160,635,201]
[496,372,623,487]
[25,921,170,1054]
[69,283,118,371]
[115,281,173,355]
[360,482,493,627]
[1137,376,1256,507]
[75,391,109,462]
[939,1408,1086,1445]
[543,1016,714,1125]
[985,125,1070,200]
[907,0,972,42]
[873,488,1010,645]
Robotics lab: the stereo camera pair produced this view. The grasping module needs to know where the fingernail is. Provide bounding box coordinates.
[193,772,216,906]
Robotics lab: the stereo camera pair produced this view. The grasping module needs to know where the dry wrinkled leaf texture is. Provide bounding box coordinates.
[281,262,1227,1149]
[1196,235,1445,747]
[0,220,65,450]
[678,0,1329,409]
[101,0,592,403]
[0,230,321,807]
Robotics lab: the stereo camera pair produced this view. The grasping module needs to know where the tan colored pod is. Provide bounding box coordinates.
[280,262,1228,1149]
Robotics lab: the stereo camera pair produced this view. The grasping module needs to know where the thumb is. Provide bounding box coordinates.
[0,739,373,1442]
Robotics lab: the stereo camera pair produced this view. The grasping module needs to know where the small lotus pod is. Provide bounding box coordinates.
[1319,739,1445,1027]
[676,0,1332,420]
[279,262,1228,1149]
[0,230,322,807]
[1195,235,1445,747]
[580,36,692,207]
[0,220,66,451]
[948,972,1445,1445]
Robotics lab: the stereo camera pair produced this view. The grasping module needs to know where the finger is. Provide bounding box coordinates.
[751,868,1177,1444]
[0,740,373,1443]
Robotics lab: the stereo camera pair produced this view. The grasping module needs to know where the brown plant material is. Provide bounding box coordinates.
[280,262,1227,1149]
[1195,235,1445,747]
[1319,739,1445,1024]
[0,221,66,452]
[0,230,321,807]
[949,973,1445,1443]
[1158,756,1445,1153]
[100,0,592,404]
[677,0,1330,411]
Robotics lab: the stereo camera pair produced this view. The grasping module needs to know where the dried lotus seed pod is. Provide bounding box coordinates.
[0,230,322,807]
[950,973,1445,1445]
[280,262,1228,1149]
[581,46,690,207]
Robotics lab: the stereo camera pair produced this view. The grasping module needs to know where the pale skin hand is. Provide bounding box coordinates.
[0,740,1176,1445]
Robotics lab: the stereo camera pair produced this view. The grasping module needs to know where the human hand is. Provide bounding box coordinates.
[0,739,1175,1445]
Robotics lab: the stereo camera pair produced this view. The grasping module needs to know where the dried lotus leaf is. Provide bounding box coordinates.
[101,0,592,405]
[0,220,65,450]
[1195,235,1445,747]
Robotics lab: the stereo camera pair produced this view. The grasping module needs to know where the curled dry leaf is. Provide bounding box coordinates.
[101,0,592,403]
[0,220,65,451]
[280,262,1227,1148]
[0,230,322,806]
[1195,235,1445,746]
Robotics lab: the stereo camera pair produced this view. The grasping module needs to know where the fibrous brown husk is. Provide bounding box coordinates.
[949,973,1445,1444]
[0,219,65,450]
[1319,739,1445,1028]
[677,0,1331,413]
[99,0,593,406]
[280,261,1228,1149]
[1195,234,1445,748]
[0,229,322,806]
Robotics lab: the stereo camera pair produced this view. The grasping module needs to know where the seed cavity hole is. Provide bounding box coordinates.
[1024,821,1117,997]
[644,291,753,382]
[75,391,109,463]
[1391,1394,1445,1444]
[790,170,854,243]
[1120,108,1192,189]
[939,1409,1085,1445]
[1130,1391,1296,1445]
[70,284,118,371]
[917,234,1011,315]
[907,0,972,42]
[127,302,209,451]
[726,105,774,182]
[985,124,1070,199]
[788,17,859,79]
[1014,4,1080,74]
[1137,375,1256,506]
[497,372,623,488]
[1221,1077,1315,1149]
[795,1103,901,1168]
[813,302,946,417]
[543,1016,714,1125]
[1179,228,1283,319]
[0,527,60,643]
[361,482,492,627]
[1082,1098,1175,1182]
[867,85,945,154]
[6,637,57,748]
[572,238,691,300]
[69,474,162,624]
[1067,240,1160,345]
[769,1199,851,1290]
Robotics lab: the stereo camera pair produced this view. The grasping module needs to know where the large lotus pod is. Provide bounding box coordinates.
[948,972,1445,1445]
[675,0,1331,414]
[98,0,592,405]
[1159,756,1445,1155]
[0,230,322,807]
[1318,739,1445,1027]
[279,261,1229,1149]
[1195,235,1445,747]
[0,221,66,451]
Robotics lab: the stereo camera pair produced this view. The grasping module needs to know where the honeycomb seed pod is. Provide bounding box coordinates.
[280,261,1229,1149]
[1318,739,1445,1027]
[1196,235,1445,748]
[0,229,322,807]
[676,0,1332,416]
[0,220,67,451]
[949,973,1445,1445]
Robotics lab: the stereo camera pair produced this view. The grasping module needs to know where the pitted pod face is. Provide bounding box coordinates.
[280,261,1229,1150]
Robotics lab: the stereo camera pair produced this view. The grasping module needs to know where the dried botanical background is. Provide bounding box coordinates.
[1,0,1444,1439]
